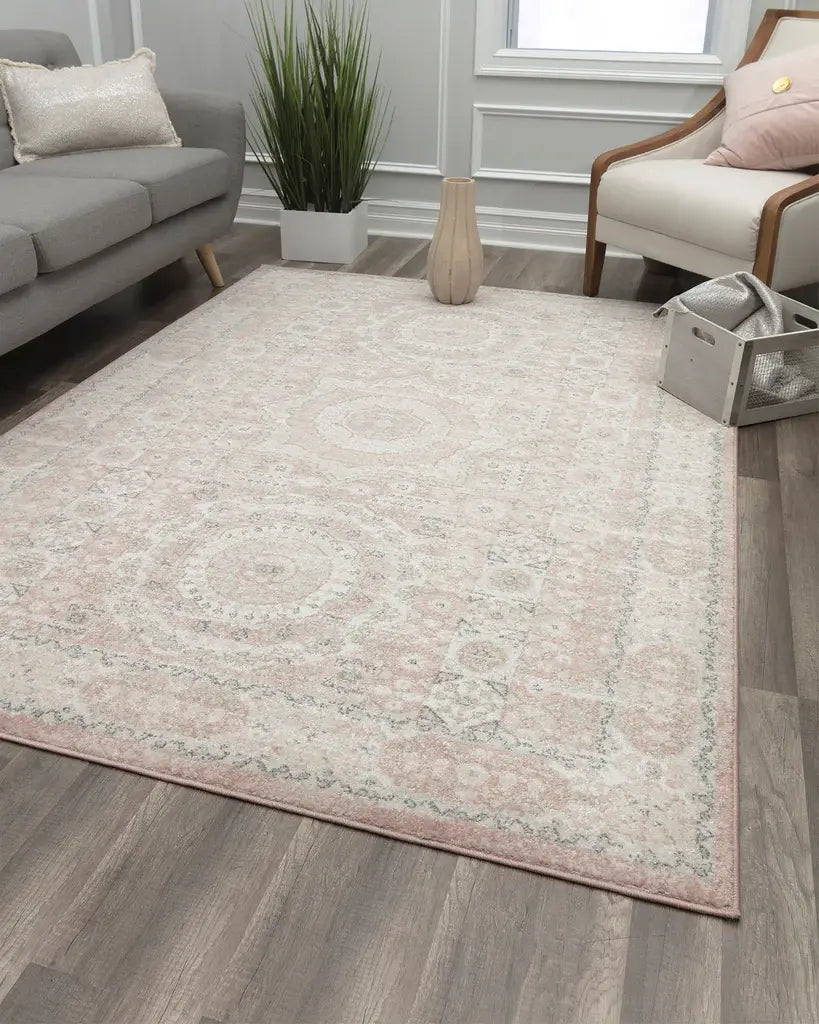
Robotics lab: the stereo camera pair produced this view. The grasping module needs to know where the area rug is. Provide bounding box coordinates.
[0,267,738,916]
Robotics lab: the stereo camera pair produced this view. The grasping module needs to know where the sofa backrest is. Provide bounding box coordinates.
[0,30,81,169]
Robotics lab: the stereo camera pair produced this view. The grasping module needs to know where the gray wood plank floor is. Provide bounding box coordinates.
[0,227,816,1024]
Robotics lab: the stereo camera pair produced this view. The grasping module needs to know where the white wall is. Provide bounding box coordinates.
[5,0,819,250]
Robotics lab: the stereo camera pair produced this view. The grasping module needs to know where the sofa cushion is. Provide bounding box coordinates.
[0,175,152,272]
[597,158,809,260]
[9,147,230,224]
[0,223,37,295]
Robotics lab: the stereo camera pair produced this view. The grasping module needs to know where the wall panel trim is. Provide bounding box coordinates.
[237,185,640,255]
[245,152,442,177]
[132,0,450,176]
[434,0,450,174]
[471,102,689,183]
[87,0,104,63]
[129,0,144,48]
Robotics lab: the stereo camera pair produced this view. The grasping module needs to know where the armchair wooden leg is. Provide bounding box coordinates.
[196,244,224,288]
[583,240,607,297]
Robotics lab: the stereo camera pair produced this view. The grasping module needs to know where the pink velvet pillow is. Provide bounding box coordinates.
[705,44,819,170]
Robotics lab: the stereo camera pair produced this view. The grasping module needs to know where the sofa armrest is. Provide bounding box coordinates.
[161,88,246,204]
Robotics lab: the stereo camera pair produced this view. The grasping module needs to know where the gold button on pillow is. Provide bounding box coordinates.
[772,76,792,94]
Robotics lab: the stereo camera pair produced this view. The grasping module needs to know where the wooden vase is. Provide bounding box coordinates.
[427,177,483,305]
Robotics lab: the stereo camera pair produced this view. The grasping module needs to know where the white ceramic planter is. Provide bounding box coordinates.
[280,202,369,264]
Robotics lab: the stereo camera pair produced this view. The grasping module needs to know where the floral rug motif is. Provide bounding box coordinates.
[0,268,738,916]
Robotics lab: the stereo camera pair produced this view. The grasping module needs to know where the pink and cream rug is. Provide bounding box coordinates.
[0,267,738,916]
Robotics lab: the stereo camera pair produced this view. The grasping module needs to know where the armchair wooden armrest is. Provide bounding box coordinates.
[754,174,819,283]
[583,9,819,296]
[583,93,727,295]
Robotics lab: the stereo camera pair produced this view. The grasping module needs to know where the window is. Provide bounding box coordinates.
[475,0,752,83]
[509,0,714,55]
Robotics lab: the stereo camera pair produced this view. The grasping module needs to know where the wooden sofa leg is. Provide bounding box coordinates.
[583,240,607,297]
[196,244,224,288]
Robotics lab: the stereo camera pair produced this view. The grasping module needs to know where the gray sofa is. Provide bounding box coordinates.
[0,30,245,358]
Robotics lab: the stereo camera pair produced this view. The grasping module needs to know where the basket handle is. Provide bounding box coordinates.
[692,326,716,346]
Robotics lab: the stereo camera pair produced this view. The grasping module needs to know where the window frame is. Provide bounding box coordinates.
[477,0,756,84]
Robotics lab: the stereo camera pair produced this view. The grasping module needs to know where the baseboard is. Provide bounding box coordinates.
[235,188,632,256]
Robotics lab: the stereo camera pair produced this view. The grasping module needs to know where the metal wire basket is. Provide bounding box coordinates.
[658,294,819,426]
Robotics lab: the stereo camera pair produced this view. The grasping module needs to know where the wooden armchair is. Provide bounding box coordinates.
[583,9,819,297]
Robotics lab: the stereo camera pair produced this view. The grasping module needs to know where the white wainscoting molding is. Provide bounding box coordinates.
[236,187,639,256]
[129,0,144,48]
[375,162,444,177]
[87,0,104,64]
[435,0,450,174]
[245,152,442,177]
[471,103,689,184]
[477,63,725,86]
[132,0,450,176]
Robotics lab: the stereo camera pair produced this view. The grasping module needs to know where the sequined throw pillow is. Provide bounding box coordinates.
[705,43,819,171]
[0,48,181,164]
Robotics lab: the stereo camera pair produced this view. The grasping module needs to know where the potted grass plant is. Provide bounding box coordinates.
[248,0,392,263]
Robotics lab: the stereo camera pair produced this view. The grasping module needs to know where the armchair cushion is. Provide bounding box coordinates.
[597,158,808,259]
